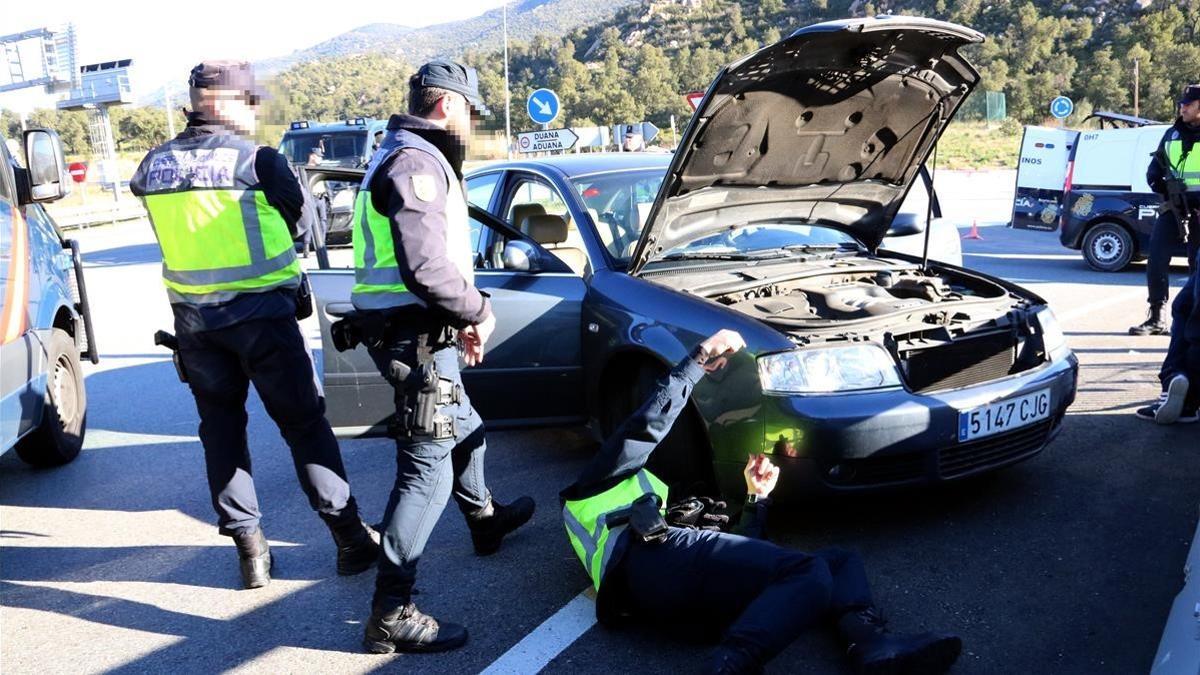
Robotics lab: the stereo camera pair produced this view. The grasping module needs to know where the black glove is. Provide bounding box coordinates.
[666,496,730,532]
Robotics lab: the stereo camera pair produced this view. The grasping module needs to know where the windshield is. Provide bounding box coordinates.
[279,131,368,167]
[659,223,860,260]
[569,169,665,262]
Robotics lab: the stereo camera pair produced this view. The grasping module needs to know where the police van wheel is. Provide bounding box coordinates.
[600,361,718,499]
[15,329,87,467]
[1081,222,1134,272]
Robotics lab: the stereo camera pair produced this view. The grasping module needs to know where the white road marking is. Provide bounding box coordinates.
[480,589,597,675]
[84,429,199,449]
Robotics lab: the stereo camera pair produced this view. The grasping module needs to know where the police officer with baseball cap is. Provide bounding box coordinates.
[1130,83,1200,337]
[131,60,378,589]
[345,60,533,654]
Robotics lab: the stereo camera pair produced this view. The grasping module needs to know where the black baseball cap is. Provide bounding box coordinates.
[412,60,490,116]
[1179,84,1200,105]
[189,60,268,104]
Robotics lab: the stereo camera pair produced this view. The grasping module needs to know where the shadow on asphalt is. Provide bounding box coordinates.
[3,311,1198,673]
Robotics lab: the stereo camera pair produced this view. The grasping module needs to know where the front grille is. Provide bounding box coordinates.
[903,331,1022,394]
[826,451,926,486]
[823,418,1056,487]
[938,419,1054,478]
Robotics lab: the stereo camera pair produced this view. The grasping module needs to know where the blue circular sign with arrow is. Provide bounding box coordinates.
[527,88,560,126]
[1050,96,1074,120]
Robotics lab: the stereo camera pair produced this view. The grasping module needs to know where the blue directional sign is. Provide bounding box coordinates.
[1050,96,1074,120]
[527,88,560,125]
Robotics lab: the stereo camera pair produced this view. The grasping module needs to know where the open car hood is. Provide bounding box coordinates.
[630,17,982,273]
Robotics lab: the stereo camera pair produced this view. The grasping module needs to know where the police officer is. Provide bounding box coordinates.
[1129,84,1200,336]
[130,61,378,589]
[350,61,534,653]
[561,329,963,675]
[1136,85,1200,422]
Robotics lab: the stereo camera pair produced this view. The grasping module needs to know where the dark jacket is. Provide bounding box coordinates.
[367,114,491,328]
[1147,117,1200,207]
[560,350,771,557]
[132,113,314,333]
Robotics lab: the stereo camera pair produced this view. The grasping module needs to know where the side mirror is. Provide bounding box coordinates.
[23,129,69,203]
[886,212,927,238]
[501,239,543,272]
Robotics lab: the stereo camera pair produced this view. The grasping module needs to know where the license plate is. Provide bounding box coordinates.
[958,389,1051,442]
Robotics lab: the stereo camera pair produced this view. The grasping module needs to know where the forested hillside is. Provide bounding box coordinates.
[6,0,1198,156]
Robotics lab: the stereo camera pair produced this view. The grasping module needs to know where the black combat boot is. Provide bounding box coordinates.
[324,497,381,576]
[362,602,468,654]
[466,495,536,556]
[232,527,271,590]
[1129,305,1168,335]
[837,607,962,675]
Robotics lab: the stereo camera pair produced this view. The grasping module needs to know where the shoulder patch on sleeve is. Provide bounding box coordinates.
[411,174,437,202]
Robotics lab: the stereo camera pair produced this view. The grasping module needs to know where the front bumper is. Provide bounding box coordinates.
[712,351,1079,498]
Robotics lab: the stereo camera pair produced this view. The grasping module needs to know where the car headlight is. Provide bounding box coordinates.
[757,344,902,394]
[1037,306,1068,356]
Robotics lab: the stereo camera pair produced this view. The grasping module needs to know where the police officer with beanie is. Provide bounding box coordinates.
[130,61,378,589]
[562,329,963,675]
[347,61,534,653]
[1129,84,1200,336]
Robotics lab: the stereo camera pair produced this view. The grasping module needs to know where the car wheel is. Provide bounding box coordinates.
[15,329,87,467]
[600,361,717,499]
[1081,222,1135,272]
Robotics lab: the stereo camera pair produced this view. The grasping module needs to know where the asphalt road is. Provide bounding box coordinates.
[2,214,1197,675]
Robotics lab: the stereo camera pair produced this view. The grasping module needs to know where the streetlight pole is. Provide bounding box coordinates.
[503,2,512,159]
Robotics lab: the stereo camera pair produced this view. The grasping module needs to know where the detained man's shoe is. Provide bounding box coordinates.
[232,528,272,590]
[467,496,535,556]
[706,645,764,675]
[838,608,961,675]
[1129,307,1168,336]
[1153,374,1191,425]
[362,603,468,654]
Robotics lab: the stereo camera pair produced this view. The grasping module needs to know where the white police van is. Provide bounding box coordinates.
[1011,112,1189,271]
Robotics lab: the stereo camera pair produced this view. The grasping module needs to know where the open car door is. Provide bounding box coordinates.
[299,167,587,438]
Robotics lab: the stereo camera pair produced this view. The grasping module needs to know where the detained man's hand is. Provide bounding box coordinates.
[697,329,746,372]
[743,454,780,498]
[459,312,497,367]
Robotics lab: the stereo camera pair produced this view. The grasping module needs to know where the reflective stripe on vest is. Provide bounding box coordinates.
[562,469,669,591]
[350,129,473,311]
[132,134,300,305]
[1165,138,1200,192]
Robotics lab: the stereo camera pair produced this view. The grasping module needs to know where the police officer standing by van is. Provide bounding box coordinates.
[1129,84,1200,336]
[130,61,378,589]
[345,61,534,654]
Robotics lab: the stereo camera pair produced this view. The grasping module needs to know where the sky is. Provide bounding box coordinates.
[1,0,511,113]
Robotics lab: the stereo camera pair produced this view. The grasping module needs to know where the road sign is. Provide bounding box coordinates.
[685,91,705,111]
[517,128,579,153]
[573,126,610,149]
[614,122,660,147]
[67,162,88,183]
[1050,96,1074,120]
[527,88,560,125]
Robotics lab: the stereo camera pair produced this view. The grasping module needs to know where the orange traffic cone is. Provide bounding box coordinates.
[962,220,984,241]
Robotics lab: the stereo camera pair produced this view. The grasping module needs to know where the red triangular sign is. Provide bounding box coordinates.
[685,91,705,111]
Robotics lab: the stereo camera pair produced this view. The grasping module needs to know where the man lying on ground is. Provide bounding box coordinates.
[560,329,963,674]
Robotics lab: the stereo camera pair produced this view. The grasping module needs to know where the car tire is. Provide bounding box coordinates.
[15,329,87,467]
[1081,222,1135,272]
[600,361,717,498]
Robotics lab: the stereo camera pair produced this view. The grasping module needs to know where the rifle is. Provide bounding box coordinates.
[1155,151,1195,241]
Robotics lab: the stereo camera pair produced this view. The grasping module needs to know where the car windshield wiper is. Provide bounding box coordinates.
[656,249,789,262]
[782,242,862,253]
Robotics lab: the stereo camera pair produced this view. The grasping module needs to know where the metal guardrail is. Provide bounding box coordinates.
[49,201,147,230]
